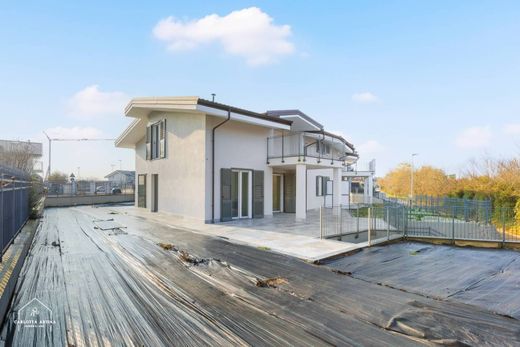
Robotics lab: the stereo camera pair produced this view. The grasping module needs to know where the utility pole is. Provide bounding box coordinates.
[42,133,114,182]
[410,153,419,202]
[43,131,52,181]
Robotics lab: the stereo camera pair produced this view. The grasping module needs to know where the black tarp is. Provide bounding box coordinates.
[326,242,520,320]
[3,206,520,346]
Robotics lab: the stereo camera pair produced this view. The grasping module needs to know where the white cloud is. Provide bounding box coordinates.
[357,140,385,155]
[504,123,520,135]
[153,7,295,66]
[455,126,492,149]
[45,126,104,139]
[67,85,129,119]
[352,92,378,103]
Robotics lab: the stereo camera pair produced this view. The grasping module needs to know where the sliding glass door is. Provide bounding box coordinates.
[272,174,284,212]
[231,170,252,219]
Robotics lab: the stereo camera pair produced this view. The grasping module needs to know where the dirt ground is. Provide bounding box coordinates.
[2,206,519,346]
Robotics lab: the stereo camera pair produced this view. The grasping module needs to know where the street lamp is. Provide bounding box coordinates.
[410,153,419,203]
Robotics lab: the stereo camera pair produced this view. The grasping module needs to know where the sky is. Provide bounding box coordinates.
[1,1,519,178]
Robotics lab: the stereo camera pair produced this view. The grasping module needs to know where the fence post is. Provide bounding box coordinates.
[356,205,360,234]
[451,206,455,244]
[320,206,323,239]
[386,207,390,241]
[12,178,15,247]
[368,207,372,246]
[338,206,342,241]
[403,207,407,237]
[0,175,3,263]
[502,208,506,246]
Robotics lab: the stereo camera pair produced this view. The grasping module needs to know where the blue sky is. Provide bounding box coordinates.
[1,1,519,178]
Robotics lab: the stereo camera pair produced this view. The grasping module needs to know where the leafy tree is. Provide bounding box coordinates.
[48,171,68,183]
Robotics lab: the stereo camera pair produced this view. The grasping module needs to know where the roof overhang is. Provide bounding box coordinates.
[266,110,323,132]
[116,97,291,148]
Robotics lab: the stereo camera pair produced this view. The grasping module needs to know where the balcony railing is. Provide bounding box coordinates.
[267,132,351,164]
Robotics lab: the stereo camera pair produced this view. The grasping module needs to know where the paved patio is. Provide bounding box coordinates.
[219,210,321,237]
[91,206,363,262]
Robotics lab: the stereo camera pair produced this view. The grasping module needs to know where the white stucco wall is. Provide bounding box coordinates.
[306,168,333,210]
[135,111,207,220]
[205,116,273,222]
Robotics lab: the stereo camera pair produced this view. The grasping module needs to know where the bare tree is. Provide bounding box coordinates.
[0,142,35,173]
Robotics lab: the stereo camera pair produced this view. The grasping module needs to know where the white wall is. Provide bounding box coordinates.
[135,111,207,220]
[206,116,273,222]
[306,168,333,210]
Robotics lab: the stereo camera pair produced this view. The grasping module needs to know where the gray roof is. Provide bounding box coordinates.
[197,99,293,126]
[265,110,324,130]
[105,170,135,179]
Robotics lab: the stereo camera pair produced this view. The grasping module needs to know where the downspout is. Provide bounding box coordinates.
[211,109,231,223]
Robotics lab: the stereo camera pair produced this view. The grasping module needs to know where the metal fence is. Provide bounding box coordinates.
[47,180,134,197]
[320,205,406,245]
[406,206,520,243]
[0,165,31,258]
[320,203,520,245]
[383,195,493,223]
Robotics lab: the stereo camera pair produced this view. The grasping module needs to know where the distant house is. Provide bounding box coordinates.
[105,170,135,187]
[0,139,43,173]
[115,96,359,222]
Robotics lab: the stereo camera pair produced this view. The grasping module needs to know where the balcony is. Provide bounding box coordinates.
[267,132,357,167]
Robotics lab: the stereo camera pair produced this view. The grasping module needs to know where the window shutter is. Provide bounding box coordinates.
[146,126,151,160]
[160,119,166,159]
[220,168,232,222]
[253,170,264,219]
[322,177,328,196]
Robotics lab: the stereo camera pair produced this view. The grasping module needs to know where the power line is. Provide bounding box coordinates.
[43,132,115,181]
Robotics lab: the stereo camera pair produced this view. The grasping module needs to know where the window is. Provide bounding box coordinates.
[316,176,329,196]
[137,174,146,208]
[146,119,167,160]
[315,141,331,155]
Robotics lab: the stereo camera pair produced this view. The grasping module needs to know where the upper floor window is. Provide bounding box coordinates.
[146,119,167,160]
[316,141,331,155]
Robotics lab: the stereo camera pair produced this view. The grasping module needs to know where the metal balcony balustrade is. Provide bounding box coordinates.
[266,132,349,164]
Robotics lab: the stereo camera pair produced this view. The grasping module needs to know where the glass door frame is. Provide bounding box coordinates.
[272,174,284,213]
[232,169,252,219]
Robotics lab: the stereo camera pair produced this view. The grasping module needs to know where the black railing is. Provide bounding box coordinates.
[267,132,349,164]
[0,165,31,258]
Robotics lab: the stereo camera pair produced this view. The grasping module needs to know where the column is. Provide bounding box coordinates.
[264,166,273,216]
[363,177,371,204]
[333,167,342,207]
[367,174,374,204]
[295,164,306,220]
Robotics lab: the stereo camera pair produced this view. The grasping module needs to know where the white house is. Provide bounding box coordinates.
[115,97,358,223]
[105,170,135,187]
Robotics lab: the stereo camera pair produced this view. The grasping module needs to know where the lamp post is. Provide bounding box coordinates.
[410,153,419,203]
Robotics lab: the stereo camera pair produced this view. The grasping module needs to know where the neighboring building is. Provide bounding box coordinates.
[343,159,377,205]
[0,139,43,173]
[116,97,358,222]
[105,170,136,187]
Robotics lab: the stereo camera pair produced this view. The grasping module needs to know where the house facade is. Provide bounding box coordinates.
[115,97,358,222]
[105,170,136,187]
